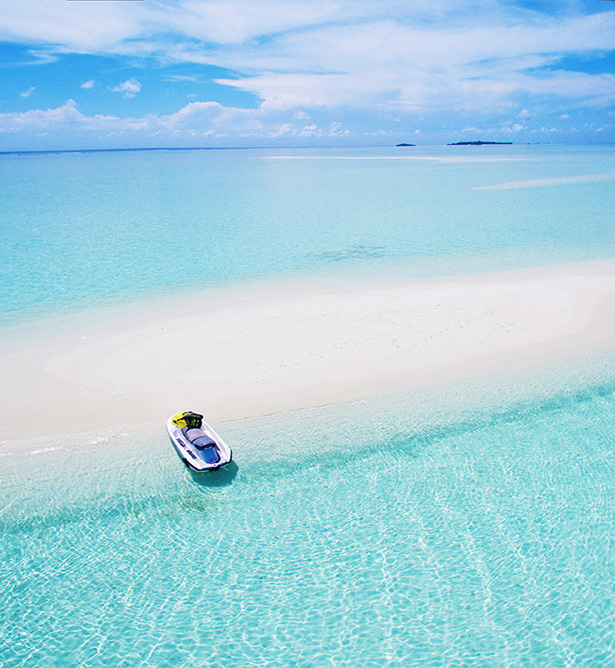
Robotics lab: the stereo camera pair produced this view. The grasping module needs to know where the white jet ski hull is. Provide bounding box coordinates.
[166,417,233,472]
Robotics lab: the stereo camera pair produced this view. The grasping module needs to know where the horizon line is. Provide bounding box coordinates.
[2,142,611,157]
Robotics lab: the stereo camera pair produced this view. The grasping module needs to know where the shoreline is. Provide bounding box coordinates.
[2,259,615,441]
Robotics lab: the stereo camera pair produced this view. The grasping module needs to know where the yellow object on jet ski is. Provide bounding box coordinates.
[171,411,203,429]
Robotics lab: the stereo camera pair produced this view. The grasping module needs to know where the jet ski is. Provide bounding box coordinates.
[166,411,233,472]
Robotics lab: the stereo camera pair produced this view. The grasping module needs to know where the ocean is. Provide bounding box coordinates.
[2,145,615,323]
[2,145,615,666]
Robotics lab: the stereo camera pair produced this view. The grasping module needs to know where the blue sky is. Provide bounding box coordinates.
[0,0,614,150]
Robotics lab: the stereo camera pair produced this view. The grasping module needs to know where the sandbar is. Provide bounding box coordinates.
[2,260,615,440]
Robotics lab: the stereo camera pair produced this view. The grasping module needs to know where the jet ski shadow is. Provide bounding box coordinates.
[188,460,239,488]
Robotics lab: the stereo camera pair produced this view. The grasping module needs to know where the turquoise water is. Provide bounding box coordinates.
[2,366,615,666]
[2,145,615,322]
[2,145,615,666]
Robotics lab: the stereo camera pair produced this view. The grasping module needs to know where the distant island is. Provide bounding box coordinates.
[448,141,513,146]
[396,143,415,147]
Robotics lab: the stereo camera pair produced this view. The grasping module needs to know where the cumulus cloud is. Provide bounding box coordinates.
[0,100,83,132]
[0,98,366,147]
[502,123,526,132]
[2,0,615,146]
[272,122,292,137]
[154,100,266,132]
[0,99,282,138]
[329,122,350,136]
[19,86,35,98]
[110,78,141,98]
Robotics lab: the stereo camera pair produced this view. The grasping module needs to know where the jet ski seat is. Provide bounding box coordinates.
[185,428,217,450]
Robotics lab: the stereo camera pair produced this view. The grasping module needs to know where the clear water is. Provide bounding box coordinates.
[2,145,615,323]
[2,145,615,666]
[2,364,615,667]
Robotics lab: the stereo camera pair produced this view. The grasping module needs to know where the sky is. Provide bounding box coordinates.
[0,0,614,150]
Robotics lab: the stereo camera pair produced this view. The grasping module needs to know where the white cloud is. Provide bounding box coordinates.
[0,0,144,52]
[300,124,318,136]
[163,74,198,82]
[110,78,141,98]
[19,86,35,98]
[219,72,382,109]
[328,122,350,136]
[0,100,83,132]
[272,123,292,137]
[2,0,615,143]
[501,123,526,133]
[212,12,615,113]
[81,80,95,89]
[162,0,350,45]
[0,0,371,53]
[0,99,357,144]
[156,100,265,132]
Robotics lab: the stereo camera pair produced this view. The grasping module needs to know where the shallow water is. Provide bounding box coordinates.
[2,359,615,667]
[3,145,615,665]
[2,145,615,324]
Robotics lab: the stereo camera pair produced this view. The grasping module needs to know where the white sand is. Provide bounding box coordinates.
[2,261,615,440]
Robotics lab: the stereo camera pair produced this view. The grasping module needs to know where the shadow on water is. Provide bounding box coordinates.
[5,376,614,536]
[2,461,241,536]
[188,460,239,488]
